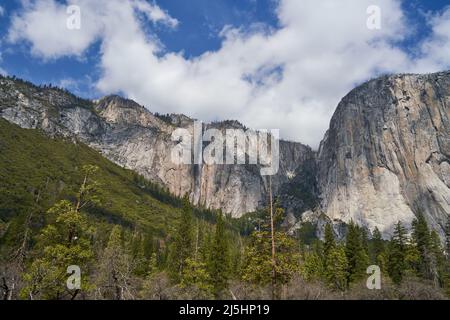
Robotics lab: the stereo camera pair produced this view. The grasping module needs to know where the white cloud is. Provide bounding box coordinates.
[0,6,4,17]
[7,0,450,148]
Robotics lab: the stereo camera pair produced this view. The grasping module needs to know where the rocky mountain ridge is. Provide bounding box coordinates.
[0,77,315,217]
[1,72,449,238]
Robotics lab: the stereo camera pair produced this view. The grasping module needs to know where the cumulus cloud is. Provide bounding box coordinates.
[7,0,450,147]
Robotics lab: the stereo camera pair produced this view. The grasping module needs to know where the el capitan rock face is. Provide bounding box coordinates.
[316,72,450,237]
[1,71,449,237]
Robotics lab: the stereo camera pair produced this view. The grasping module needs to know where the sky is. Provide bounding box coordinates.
[0,0,450,148]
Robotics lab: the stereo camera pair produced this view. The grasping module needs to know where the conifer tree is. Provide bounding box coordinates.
[180,258,213,298]
[168,195,194,282]
[21,200,94,300]
[323,223,336,258]
[21,165,99,300]
[411,213,433,280]
[208,214,230,298]
[97,226,134,300]
[324,245,348,291]
[241,204,299,296]
[387,222,408,284]
[345,221,369,283]
[371,227,387,270]
[322,223,348,290]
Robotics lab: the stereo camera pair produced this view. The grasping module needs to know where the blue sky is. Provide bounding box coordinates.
[1,0,450,147]
[0,0,280,92]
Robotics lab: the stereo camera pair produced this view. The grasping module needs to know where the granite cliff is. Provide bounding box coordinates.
[1,71,449,237]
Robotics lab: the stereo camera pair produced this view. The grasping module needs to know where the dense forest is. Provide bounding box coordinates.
[0,119,449,300]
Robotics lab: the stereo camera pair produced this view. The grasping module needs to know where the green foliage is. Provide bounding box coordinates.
[295,222,316,246]
[21,200,94,300]
[180,258,213,298]
[167,196,194,281]
[207,214,230,297]
[300,249,324,282]
[345,221,370,284]
[412,213,434,279]
[241,230,299,287]
[370,227,387,270]
[323,223,336,258]
[96,226,134,300]
[0,119,183,239]
[324,245,348,291]
[387,222,408,284]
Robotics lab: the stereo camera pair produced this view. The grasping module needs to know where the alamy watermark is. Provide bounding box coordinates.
[367,5,381,30]
[67,5,81,30]
[171,121,280,176]
[67,265,81,290]
[366,265,381,290]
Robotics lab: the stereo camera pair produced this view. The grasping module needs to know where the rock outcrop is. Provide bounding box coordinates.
[316,72,450,238]
[1,71,449,237]
[0,77,314,217]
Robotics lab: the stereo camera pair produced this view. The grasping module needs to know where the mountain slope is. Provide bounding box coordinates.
[0,76,315,217]
[0,117,184,239]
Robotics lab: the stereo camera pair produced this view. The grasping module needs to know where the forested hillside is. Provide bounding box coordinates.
[1,119,449,300]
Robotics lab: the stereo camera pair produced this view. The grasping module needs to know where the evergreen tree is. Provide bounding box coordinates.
[322,224,348,290]
[21,200,94,300]
[429,231,446,288]
[345,221,369,284]
[180,258,213,298]
[387,222,408,284]
[97,226,134,300]
[168,195,194,282]
[371,227,387,270]
[208,214,230,298]
[324,245,348,291]
[301,251,324,282]
[323,223,336,258]
[242,231,299,290]
[411,213,433,280]
[129,232,147,276]
[21,166,99,300]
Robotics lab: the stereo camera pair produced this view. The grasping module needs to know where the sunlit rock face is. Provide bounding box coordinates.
[0,79,313,217]
[1,72,449,236]
[316,72,450,238]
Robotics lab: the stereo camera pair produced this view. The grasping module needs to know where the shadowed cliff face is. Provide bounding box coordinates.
[0,78,314,217]
[316,72,450,238]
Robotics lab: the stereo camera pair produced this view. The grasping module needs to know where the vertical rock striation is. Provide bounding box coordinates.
[316,72,450,237]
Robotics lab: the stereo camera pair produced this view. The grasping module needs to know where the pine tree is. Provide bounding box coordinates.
[168,195,194,282]
[21,166,99,300]
[180,258,213,298]
[429,230,446,288]
[322,224,348,290]
[345,221,369,284]
[129,232,147,276]
[208,214,230,298]
[301,251,324,282]
[242,230,299,291]
[411,213,433,280]
[323,223,336,258]
[387,222,408,284]
[97,226,134,300]
[371,227,386,270]
[324,245,348,291]
[21,200,94,300]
